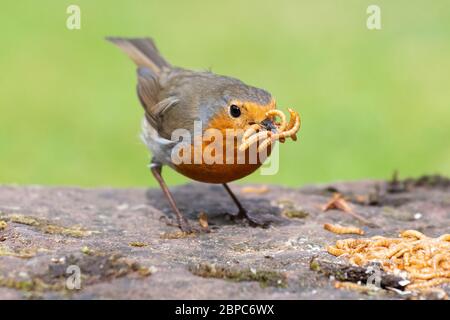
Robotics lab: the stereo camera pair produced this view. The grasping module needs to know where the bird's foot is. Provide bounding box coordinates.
[226,210,270,228]
[159,216,210,234]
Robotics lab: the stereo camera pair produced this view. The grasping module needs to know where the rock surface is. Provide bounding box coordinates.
[0,175,449,299]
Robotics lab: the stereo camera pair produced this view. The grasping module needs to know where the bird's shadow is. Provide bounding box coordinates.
[145,183,286,227]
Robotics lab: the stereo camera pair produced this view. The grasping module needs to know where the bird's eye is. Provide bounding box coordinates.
[229,105,241,118]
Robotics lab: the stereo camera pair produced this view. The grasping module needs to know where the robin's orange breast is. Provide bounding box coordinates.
[172,100,275,184]
[172,138,272,184]
[174,161,263,184]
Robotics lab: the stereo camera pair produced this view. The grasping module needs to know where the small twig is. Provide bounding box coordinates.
[322,193,378,227]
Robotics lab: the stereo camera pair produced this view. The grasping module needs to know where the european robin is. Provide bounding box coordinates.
[107,37,300,233]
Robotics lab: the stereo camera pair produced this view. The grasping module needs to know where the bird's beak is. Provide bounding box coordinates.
[260,118,277,132]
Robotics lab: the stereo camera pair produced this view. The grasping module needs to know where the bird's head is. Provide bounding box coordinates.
[205,83,277,133]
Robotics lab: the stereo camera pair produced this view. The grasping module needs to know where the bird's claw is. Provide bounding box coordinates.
[226,210,270,228]
[159,216,210,234]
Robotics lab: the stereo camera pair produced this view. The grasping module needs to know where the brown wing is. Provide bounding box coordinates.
[136,67,179,129]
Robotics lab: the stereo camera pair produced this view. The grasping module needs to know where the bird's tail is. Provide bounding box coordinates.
[106,37,171,74]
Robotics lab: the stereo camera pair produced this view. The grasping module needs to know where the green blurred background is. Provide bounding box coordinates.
[1,0,449,187]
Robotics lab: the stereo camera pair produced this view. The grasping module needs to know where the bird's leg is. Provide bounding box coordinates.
[222,183,268,227]
[150,161,193,233]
